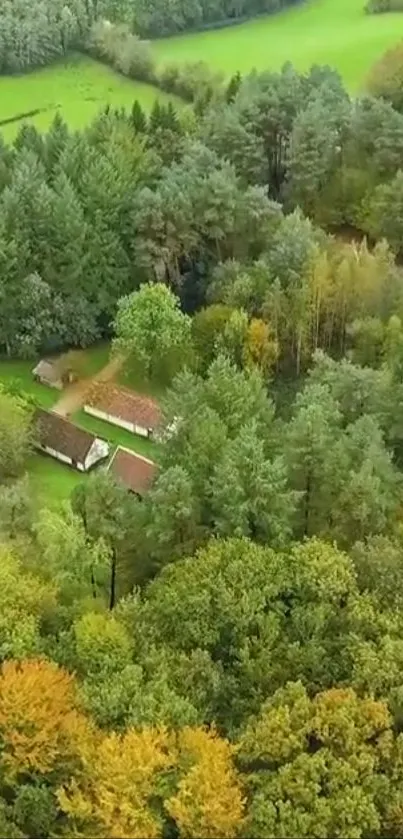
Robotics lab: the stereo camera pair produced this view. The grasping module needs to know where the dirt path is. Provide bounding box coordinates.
[53,355,124,418]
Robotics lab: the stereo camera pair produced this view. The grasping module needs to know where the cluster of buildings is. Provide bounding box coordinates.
[33,361,161,497]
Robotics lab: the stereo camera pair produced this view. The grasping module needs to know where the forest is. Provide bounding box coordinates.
[3,0,403,836]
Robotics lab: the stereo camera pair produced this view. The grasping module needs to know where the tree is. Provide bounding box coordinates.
[131,99,147,133]
[167,727,245,838]
[113,283,191,380]
[144,466,204,568]
[225,71,242,103]
[210,423,296,546]
[0,390,32,481]
[71,471,140,608]
[285,383,343,537]
[0,548,57,660]
[366,170,403,256]
[243,317,279,374]
[0,659,88,781]
[191,304,234,371]
[367,42,403,112]
[0,476,33,539]
[238,682,393,839]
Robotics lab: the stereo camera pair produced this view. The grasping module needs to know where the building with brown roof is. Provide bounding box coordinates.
[33,408,110,472]
[108,446,157,496]
[84,383,162,440]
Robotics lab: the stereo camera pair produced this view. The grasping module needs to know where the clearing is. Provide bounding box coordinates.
[0,54,174,139]
[153,0,403,89]
[0,347,160,507]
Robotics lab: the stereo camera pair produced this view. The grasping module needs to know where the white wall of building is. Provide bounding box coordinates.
[39,444,73,466]
[84,405,149,438]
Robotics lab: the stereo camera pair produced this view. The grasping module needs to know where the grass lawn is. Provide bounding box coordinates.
[0,54,175,140]
[27,453,85,508]
[73,409,160,461]
[153,0,403,89]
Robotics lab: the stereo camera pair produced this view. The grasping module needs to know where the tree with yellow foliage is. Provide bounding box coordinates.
[243,317,278,376]
[0,659,90,782]
[167,727,245,838]
[58,725,245,839]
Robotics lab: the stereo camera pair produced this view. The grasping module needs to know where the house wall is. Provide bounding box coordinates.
[85,438,110,471]
[84,405,150,438]
[38,444,74,466]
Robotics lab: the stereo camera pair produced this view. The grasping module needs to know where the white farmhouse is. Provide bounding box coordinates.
[84,383,162,439]
[33,408,109,472]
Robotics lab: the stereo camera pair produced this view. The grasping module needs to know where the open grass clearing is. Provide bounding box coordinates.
[0,54,175,139]
[153,0,403,89]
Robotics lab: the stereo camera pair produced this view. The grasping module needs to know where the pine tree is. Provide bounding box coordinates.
[148,99,164,134]
[131,99,147,133]
[226,71,242,103]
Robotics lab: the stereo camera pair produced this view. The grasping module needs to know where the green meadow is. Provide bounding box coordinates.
[153,0,403,89]
[0,54,171,139]
[1,0,403,137]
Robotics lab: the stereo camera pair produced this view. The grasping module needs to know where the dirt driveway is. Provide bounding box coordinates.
[52,355,124,417]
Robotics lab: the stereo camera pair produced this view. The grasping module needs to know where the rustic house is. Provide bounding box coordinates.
[84,383,162,439]
[32,359,75,391]
[108,446,157,496]
[33,408,109,472]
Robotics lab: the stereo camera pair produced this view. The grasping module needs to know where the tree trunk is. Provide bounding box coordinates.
[109,549,116,610]
[304,470,311,538]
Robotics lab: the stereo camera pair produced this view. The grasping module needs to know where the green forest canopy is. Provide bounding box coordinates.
[1,2,403,838]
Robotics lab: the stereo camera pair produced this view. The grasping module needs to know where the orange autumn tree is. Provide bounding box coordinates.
[0,658,91,781]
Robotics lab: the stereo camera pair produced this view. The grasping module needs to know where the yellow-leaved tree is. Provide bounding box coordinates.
[58,726,174,839]
[167,726,245,838]
[0,658,91,781]
[58,725,245,838]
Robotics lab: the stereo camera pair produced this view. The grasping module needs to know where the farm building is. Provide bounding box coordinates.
[32,359,75,390]
[108,446,157,496]
[84,383,162,439]
[33,408,109,472]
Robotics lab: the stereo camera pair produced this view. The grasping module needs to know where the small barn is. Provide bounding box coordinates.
[32,359,75,391]
[84,383,162,439]
[34,408,109,472]
[108,446,157,496]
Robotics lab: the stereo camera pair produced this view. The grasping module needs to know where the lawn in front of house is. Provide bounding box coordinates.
[27,453,86,508]
[73,409,160,461]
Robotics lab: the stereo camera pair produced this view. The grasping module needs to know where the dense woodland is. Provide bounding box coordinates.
[3,1,403,837]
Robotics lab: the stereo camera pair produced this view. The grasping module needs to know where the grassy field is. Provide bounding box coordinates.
[0,54,172,139]
[153,0,403,89]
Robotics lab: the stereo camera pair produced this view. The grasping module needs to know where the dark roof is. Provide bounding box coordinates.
[34,408,97,463]
[108,446,157,495]
[86,383,161,430]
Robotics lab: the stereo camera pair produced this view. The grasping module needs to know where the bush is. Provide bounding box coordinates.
[88,20,155,83]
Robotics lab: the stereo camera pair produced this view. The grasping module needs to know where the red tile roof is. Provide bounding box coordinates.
[108,446,157,495]
[86,383,161,431]
[34,408,99,463]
